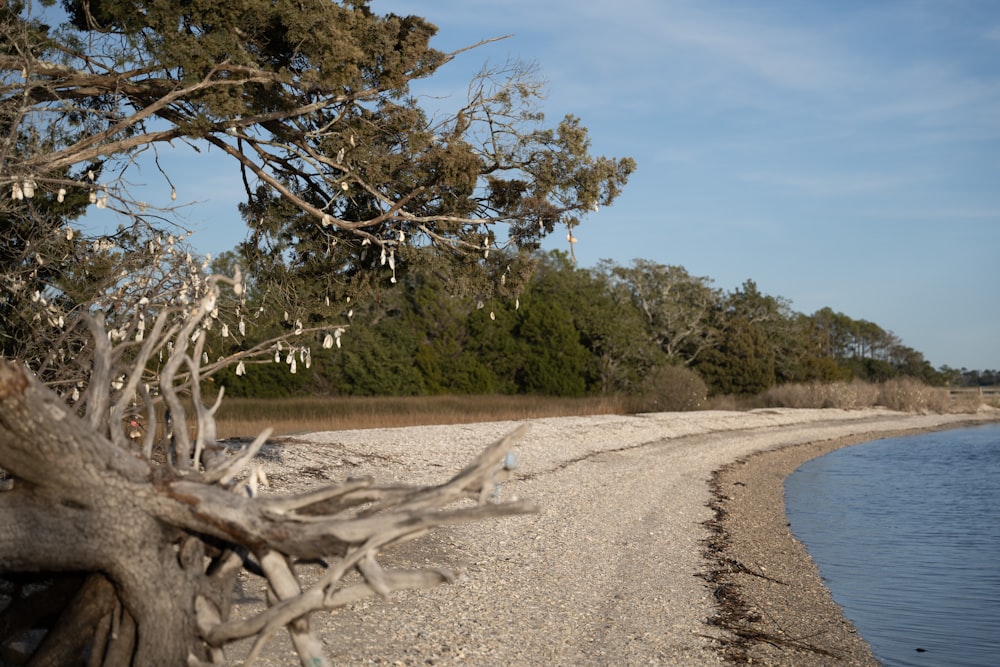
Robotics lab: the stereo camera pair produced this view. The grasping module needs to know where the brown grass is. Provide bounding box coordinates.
[761,378,977,414]
[173,381,996,442]
[213,394,628,439]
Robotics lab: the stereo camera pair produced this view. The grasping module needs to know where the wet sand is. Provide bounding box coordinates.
[705,421,996,665]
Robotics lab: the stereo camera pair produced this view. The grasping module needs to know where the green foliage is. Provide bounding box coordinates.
[694,317,776,396]
[215,246,950,402]
[512,298,589,396]
[601,259,722,364]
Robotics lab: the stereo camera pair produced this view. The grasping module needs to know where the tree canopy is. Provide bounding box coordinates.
[1,2,635,663]
[3,0,634,331]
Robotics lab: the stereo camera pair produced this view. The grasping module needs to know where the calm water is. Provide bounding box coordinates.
[785,423,1000,667]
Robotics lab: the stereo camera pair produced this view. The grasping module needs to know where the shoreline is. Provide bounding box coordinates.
[704,420,996,665]
[240,409,999,665]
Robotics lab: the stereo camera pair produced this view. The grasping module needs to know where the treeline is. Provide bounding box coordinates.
[942,368,1000,388]
[211,250,950,399]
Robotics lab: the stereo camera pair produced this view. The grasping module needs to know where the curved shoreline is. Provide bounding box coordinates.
[704,420,996,665]
[239,409,999,665]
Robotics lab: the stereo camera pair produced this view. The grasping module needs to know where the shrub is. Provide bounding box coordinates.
[761,380,879,409]
[627,364,708,413]
[876,378,950,413]
[762,378,954,413]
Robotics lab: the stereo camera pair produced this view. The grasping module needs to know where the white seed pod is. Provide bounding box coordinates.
[294,319,303,335]
[11,183,23,200]
[285,350,293,364]
[221,323,229,338]
[515,297,520,310]
[380,247,386,266]
[202,352,208,364]
[171,189,177,201]
[490,311,496,321]
[289,357,297,374]
[321,214,332,227]
[238,319,246,336]
[235,360,246,376]
[274,349,281,363]
[22,179,35,198]
[322,333,334,349]
[57,188,66,203]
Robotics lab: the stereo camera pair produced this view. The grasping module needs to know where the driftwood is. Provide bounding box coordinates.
[0,286,536,665]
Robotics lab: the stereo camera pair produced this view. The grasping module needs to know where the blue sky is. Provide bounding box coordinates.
[90,1,1000,370]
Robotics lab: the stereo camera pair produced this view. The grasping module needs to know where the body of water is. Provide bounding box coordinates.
[785,423,1000,667]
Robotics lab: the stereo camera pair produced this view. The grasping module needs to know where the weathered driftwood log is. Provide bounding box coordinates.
[0,360,535,665]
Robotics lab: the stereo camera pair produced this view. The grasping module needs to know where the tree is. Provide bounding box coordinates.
[512,298,590,396]
[527,251,662,394]
[601,260,721,366]
[0,1,633,663]
[694,316,776,396]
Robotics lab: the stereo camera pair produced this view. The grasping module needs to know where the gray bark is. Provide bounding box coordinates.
[0,360,533,665]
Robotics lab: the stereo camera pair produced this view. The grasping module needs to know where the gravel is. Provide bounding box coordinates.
[234,407,998,666]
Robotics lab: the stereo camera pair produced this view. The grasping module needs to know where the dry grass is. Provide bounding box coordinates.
[213,394,628,439]
[175,381,996,442]
[761,378,975,414]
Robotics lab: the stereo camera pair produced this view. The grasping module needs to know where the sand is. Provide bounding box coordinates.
[241,407,998,665]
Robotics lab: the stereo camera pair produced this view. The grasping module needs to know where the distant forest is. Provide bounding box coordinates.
[208,249,995,399]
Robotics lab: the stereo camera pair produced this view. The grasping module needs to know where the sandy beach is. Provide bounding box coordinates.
[243,407,998,665]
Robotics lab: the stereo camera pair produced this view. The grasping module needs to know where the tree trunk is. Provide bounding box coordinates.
[0,362,217,663]
[0,360,533,664]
